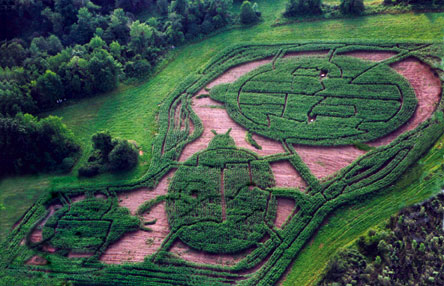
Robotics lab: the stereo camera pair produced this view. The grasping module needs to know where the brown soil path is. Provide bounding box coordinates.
[293,145,367,180]
[275,198,296,229]
[270,161,307,190]
[343,51,397,62]
[369,57,441,146]
[168,240,252,266]
[116,169,175,215]
[100,202,170,264]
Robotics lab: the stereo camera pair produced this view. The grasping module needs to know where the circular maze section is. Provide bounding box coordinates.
[210,56,417,145]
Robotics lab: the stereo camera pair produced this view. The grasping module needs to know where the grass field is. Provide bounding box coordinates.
[1,0,444,283]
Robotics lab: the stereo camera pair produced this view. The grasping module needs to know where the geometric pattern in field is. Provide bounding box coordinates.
[210,56,418,146]
[6,43,443,286]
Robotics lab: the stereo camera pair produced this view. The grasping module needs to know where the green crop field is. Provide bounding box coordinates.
[1,39,443,285]
[2,1,444,285]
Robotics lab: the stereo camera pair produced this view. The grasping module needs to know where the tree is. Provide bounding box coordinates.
[35,70,64,107]
[240,1,259,24]
[340,0,365,14]
[283,0,322,17]
[129,20,155,55]
[108,139,139,170]
[107,9,130,44]
[157,0,169,16]
[88,49,119,93]
[92,131,115,155]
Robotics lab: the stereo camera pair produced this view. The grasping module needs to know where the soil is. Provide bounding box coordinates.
[179,95,286,162]
[100,202,170,264]
[274,197,296,229]
[29,204,62,243]
[270,161,307,190]
[343,51,398,62]
[168,240,251,266]
[207,58,273,89]
[293,145,367,180]
[117,169,175,215]
[369,57,442,147]
[25,255,48,266]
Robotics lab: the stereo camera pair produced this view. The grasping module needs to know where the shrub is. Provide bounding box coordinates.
[108,139,139,171]
[240,1,260,24]
[283,0,322,17]
[78,162,101,177]
[340,0,365,15]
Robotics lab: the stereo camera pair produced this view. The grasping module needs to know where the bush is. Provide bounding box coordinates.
[283,0,322,17]
[240,1,260,24]
[108,139,139,171]
[78,162,101,177]
[340,0,365,15]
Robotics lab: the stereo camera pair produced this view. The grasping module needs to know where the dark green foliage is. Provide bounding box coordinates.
[79,131,138,176]
[92,131,114,156]
[210,55,416,146]
[42,198,139,253]
[319,193,444,286]
[88,49,119,93]
[340,0,365,15]
[167,132,276,253]
[2,0,233,116]
[240,1,260,24]
[35,70,64,108]
[283,0,323,17]
[0,114,80,175]
[108,140,139,171]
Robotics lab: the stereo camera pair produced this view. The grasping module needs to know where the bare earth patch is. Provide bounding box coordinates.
[179,95,285,162]
[270,161,307,190]
[117,169,175,215]
[275,197,296,229]
[169,240,250,266]
[293,145,367,180]
[29,204,62,243]
[26,255,48,266]
[100,202,170,264]
[369,57,442,147]
[207,58,273,89]
[343,51,397,62]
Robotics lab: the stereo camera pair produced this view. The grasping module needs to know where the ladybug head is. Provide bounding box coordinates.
[208,129,236,149]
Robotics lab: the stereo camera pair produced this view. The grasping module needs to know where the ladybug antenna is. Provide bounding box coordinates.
[211,130,217,135]
[226,128,232,135]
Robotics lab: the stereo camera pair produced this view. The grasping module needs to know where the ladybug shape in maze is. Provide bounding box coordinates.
[209,56,417,145]
[166,131,276,254]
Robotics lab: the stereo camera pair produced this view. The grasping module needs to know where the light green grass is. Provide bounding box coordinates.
[0,0,444,260]
[282,136,444,286]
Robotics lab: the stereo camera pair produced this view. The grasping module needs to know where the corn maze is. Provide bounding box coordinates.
[2,42,443,285]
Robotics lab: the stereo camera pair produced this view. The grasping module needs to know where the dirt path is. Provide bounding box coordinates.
[292,145,367,180]
[179,94,286,162]
[275,198,296,229]
[117,169,175,215]
[369,57,441,146]
[343,51,397,62]
[168,240,252,266]
[270,161,307,190]
[100,202,170,264]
